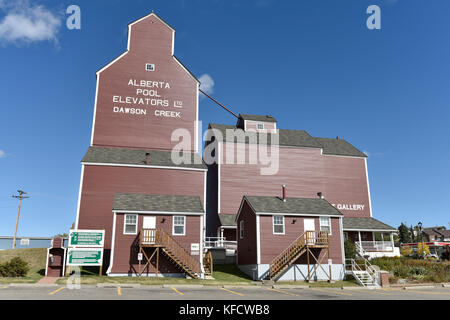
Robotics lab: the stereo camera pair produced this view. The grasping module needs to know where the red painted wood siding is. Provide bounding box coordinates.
[77,165,205,249]
[110,213,202,274]
[259,215,343,264]
[236,201,257,265]
[219,144,370,218]
[92,14,198,151]
[244,120,277,133]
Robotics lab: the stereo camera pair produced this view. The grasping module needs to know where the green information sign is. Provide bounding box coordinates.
[67,248,103,266]
[69,229,104,247]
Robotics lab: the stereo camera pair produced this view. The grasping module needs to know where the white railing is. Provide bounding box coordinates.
[204,237,237,250]
[359,241,394,252]
[345,258,379,287]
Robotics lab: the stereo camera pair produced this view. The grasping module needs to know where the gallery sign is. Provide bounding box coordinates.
[331,203,365,211]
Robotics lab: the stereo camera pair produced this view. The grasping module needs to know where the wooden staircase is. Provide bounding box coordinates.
[203,250,213,276]
[269,231,329,280]
[140,228,202,279]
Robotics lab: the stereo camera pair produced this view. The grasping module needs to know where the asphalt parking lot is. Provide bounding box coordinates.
[0,285,449,300]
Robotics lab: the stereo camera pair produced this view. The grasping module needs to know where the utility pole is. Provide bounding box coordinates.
[12,190,29,249]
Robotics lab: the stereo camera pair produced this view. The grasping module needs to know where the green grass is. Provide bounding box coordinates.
[57,264,254,286]
[0,248,47,283]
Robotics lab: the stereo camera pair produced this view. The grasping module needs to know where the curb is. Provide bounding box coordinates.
[162,284,204,288]
[403,285,435,290]
[96,283,141,288]
[8,283,59,287]
[272,285,309,289]
[340,286,374,290]
[442,283,450,288]
[223,285,261,290]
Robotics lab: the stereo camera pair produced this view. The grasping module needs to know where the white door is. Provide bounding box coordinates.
[304,219,315,244]
[142,216,156,244]
[143,216,156,229]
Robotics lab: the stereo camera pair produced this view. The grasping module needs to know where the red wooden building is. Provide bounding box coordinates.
[236,193,344,281]
[75,13,206,278]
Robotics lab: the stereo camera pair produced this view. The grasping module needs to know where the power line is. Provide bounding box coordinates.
[199,88,239,118]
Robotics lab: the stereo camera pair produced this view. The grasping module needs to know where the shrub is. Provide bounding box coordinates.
[0,257,30,277]
[344,239,357,259]
[401,246,413,257]
[370,257,450,283]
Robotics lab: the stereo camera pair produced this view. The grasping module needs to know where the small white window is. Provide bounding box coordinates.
[320,217,332,234]
[124,214,138,234]
[240,220,244,239]
[257,123,264,130]
[173,216,186,236]
[145,63,155,71]
[273,216,285,234]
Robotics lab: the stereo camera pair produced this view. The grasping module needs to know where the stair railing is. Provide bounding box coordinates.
[269,232,307,278]
[140,228,202,275]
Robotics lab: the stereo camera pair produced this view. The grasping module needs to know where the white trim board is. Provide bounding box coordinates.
[112,210,204,216]
[256,212,343,218]
[343,228,396,232]
[74,164,85,229]
[81,162,207,172]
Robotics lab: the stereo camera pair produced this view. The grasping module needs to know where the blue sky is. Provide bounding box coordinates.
[0,0,449,237]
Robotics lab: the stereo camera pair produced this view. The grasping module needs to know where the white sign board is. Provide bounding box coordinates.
[191,243,200,255]
[67,248,103,266]
[69,229,105,248]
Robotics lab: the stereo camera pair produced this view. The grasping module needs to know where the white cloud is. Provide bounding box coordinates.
[198,74,215,96]
[0,0,62,45]
[0,150,6,158]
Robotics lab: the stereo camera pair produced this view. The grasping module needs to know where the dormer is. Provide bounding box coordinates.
[236,114,277,133]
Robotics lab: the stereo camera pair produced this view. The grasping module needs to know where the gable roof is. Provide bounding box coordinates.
[82,146,207,170]
[112,193,204,213]
[241,195,343,216]
[208,124,366,157]
[343,217,396,231]
[219,214,237,226]
[239,114,277,122]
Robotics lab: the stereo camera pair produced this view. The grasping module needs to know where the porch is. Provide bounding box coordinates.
[343,217,399,259]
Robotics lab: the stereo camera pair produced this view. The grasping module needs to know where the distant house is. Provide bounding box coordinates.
[0,236,68,250]
[423,226,450,242]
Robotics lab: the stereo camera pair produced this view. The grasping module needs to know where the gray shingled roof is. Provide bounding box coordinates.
[208,124,366,158]
[112,193,204,213]
[243,196,343,216]
[239,114,277,122]
[219,214,237,226]
[82,147,207,169]
[343,217,396,231]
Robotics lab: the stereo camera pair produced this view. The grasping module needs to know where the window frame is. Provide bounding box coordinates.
[172,215,186,236]
[257,123,264,130]
[123,214,138,235]
[239,220,244,239]
[272,215,285,235]
[319,217,332,235]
